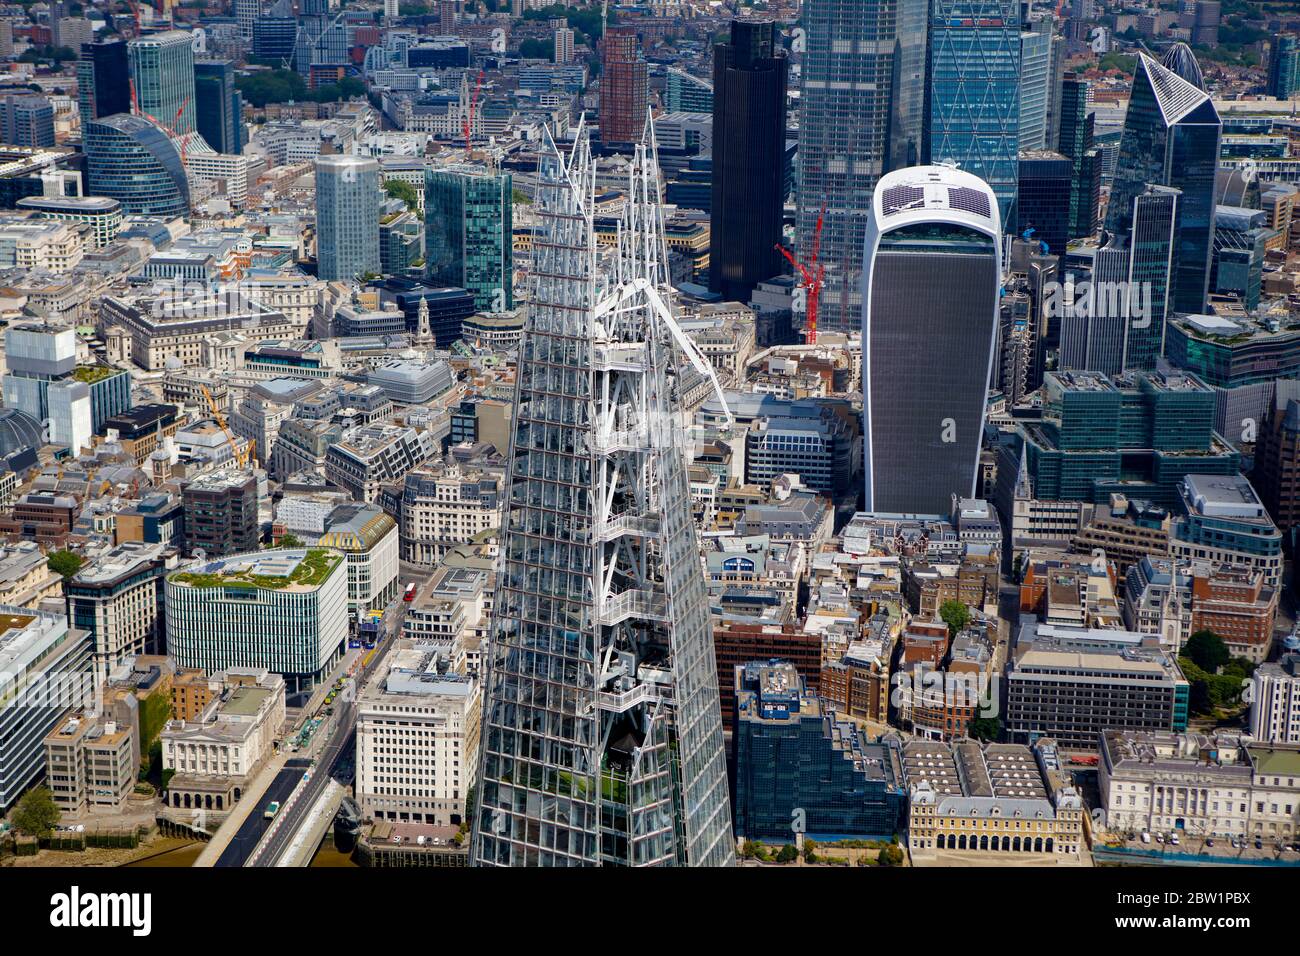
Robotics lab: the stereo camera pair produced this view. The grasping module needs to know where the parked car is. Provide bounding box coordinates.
[1140,831,1152,844]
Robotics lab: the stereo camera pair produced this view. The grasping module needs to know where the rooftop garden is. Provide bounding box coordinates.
[71,365,119,385]
[172,548,341,591]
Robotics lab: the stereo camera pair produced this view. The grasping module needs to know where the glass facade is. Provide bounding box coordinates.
[424,168,512,313]
[316,156,381,282]
[862,168,1001,515]
[472,128,733,867]
[83,114,190,218]
[195,59,243,155]
[1268,35,1300,99]
[128,30,197,135]
[1018,27,1051,152]
[927,0,1022,225]
[1106,53,1221,316]
[77,38,131,123]
[797,0,927,333]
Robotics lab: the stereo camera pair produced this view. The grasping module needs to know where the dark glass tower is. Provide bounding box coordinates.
[709,19,788,303]
[471,125,734,867]
[83,114,190,218]
[862,166,1002,515]
[1017,151,1072,255]
[1058,72,1097,240]
[195,59,242,155]
[1105,52,1220,316]
[76,38,131,123]
[1269,35,1300,99]
[798,0,927,333]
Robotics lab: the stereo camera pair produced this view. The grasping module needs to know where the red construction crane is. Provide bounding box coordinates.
[463,70,484,156]
[775,202,826,345]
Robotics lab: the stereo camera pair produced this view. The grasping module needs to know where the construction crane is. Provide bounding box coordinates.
[463,69,484,156]
[200,385,256,469]
[775,202,826,345]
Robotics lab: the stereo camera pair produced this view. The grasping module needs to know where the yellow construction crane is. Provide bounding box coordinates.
[200,385,256,469]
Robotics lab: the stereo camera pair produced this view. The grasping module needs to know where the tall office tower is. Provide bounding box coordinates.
[927,0,1022,225]
[471,126,735,867]
[0,94,55,147]
[554,26,574,64]
[83,114,190,218]
[600,25,647,147]
[861,166,1002,515]
[1019,25,1052,152]
[128,31,197,135]
[1269,35,1300,99]
[195,59,241,154]
[425,167,513,312]
[1191,0,1221,46]
[1106,52,1220,316]
[76,38,131,123]
[798,0,926,334]
[1058,72,1098,239]
[1062,185,1178,375]
[1017,151,1072,255]
[709,19,788,303]
[233,0,259,38]
[384,0,398,16]
[1044,33,1066,151]
[315,155,381,282]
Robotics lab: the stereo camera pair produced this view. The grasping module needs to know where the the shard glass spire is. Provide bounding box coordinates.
[471,121,735,867]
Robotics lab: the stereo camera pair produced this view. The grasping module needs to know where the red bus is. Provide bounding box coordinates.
[403,582,417,602]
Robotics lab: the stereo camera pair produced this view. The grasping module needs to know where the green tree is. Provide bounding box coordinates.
[775,843,798,863]
[877,843,904,867]
[385,179,420,210]
[740,839,759,860]
[939,599,970,637]
[235,69,309,108]
[46,549,84,580]
[968,715,1001,742]
[1185,630,1230,674]
[13,786,60,836]
[519,38,555,59]
[802,838,818,863]
[278,533,305,549]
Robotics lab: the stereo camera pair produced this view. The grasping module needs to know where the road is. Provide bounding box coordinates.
[249,593,414,867]
[214,760,312,868]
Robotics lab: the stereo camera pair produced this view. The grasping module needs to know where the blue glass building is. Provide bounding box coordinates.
[83,114,190,218]
[731,661,906,841]
[424,167,512,313]
[926,0,1022,225]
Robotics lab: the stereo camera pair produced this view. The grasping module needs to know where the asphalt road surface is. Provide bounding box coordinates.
[214,759,313,868]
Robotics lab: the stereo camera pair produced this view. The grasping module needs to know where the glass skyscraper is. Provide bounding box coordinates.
[77,38,131,123]
[926,0,1022,225]
[195,59,244,155]
[1269,35,1300,99]
[709,19,788,303]
[471,126,734,867]
[1105,52,1220,316]
[128,30,197,135]
[425,167,513,313]
[1018,26,1052,152]
[861,165,1002,515]
[315,155,381,282]
[83,114,190,218]
[797,0,927,334]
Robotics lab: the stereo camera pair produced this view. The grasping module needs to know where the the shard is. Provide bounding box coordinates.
[470,121,735,867]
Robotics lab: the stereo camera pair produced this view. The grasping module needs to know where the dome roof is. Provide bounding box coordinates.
[1160,42,1205,90]
[0,407,44,458]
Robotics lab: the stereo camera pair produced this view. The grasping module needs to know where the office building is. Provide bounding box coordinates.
[44,713,136,815]
[1251,655,1300,745]
[128,31,197,135]
[1017,151,1072,255]
[233,0,260,38]
[165,550,348,693]
[862,165,1001,515]
[472,128,734,866]
[1255,395,1300,534]
[600,25,647,147]
[424,167,512,313]
[325,423,435,503]
[709,19,787,303]
[730,661,905,841]
[195,59,244,156]
[66,541,172,685]
[314,502,399,614]
[1106,52,1221,315]
[1019,23,1052,152]
[83,113,190,218]
[77,37,132,122]
[798,0,926,333]
[1269,35,1300,99]
[357,644,480,825]
[1058,73,1098,240]
[1005,620,1189,749]
[1171,474,1283,589]
[0,94,54,148]
[0,607,93,812]
[16,195,123,249]
[315,155,381,282]
[181,469,261,558]
[927,0,1022,224]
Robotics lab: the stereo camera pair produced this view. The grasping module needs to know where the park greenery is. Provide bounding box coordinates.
[46,549,84,580]
[235,70,366,109]
[384,179,420,211]
[939,599,971,638]
[172,548,340,591]
[1178,630,1257,717]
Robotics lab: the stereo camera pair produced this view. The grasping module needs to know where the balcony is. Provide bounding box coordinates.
[598,588,668,626]
[596,513,661,542]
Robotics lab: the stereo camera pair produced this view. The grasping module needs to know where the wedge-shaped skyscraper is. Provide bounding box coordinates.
[471,122,735,867]
[861,165,1002,516]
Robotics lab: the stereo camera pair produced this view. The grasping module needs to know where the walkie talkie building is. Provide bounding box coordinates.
[861,165,1002,516]
[471,122,735,867]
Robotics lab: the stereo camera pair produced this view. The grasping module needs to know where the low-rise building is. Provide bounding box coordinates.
[43,712,136,815]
